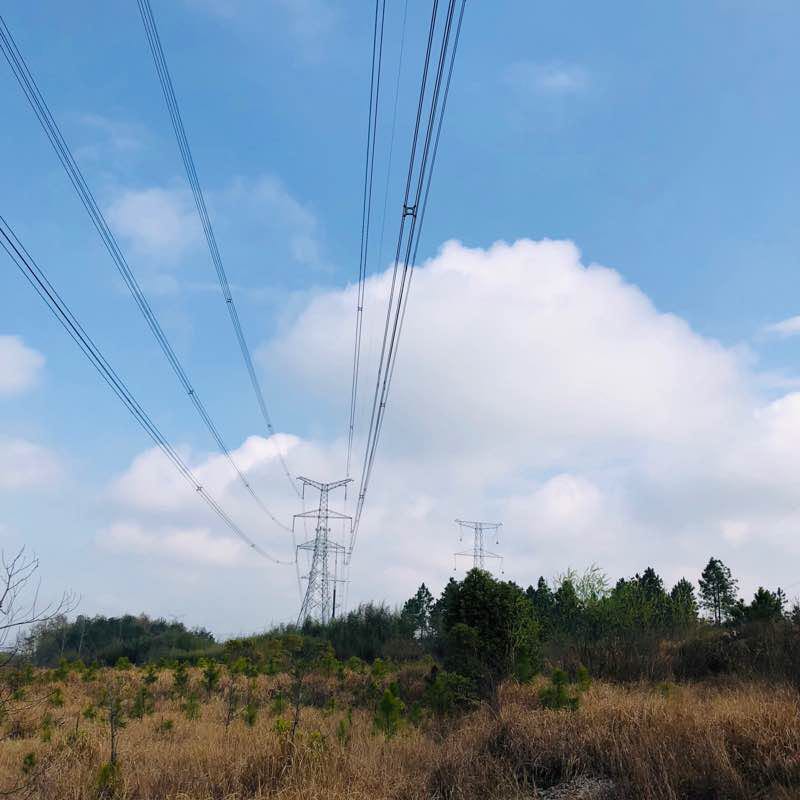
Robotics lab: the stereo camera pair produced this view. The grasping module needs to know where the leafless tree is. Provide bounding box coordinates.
[0,549,76,797]
[0,547,76,665]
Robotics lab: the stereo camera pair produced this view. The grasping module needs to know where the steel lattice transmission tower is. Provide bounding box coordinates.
[454,519,504,574]
[294,477,352,625]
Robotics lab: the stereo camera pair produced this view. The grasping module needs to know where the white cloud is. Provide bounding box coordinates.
[218,175,325,269]
[72,113,146,162]
[505,61,590,96]
[258,238,800,604]
[763,314,800,337]
[0,437,61,490]
[509,474,608,538]
[103,433,305,575]
[269,239,750,466]
[0,336,44,397]
[109,434,299,515]
[98,521,248,567]
[105,175,325,280]
[90,238,800,625]
[106,187,201,261]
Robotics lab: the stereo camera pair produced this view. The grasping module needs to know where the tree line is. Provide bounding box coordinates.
[25,556,798,698]
[25,614,218,667]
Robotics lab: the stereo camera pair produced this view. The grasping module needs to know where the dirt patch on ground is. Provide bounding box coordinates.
[537,777,617,799]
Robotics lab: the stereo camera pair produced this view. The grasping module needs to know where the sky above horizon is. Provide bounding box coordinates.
[2,1,800,637]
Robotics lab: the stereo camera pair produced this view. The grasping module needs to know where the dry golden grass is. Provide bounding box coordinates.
[431,679,800,800]
[1,669,799,799]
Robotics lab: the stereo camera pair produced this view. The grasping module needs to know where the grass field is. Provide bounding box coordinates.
[2,666,799,799]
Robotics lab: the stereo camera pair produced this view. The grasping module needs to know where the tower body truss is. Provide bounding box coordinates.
[295,477,352,625]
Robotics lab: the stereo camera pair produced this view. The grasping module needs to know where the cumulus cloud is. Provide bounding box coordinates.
[268,240,750,466]
[261,239,800,603]
[106,187,201,262]
[102,434,306,577]
[505,61,590,96]
[97,239,800,624]
[0,336,44,397]
[0,437,61,490]
[108,434,299,514]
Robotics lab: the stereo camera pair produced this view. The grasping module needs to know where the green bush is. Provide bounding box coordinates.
[273,716,289,736]
[243,702,258,727]
[143,664,158,686]
[270,691,286,715]
[95,761,121,799]
[336,708,352,745]
[20,751,36,777]
[423,669,474,716]
[539,669,580,711]
[130,685,154,719]
[345,656,365,673]
[40,712,53,742]
[201,660,221,697]
[172,662,189,696]
[181,692,201,720]
[576,664,591,691]
[374,684,404,738]
[371,658,389,680]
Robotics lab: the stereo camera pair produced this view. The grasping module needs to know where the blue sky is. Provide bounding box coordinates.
[2,0,800,635]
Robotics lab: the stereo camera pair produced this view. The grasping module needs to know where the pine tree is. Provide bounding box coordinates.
[669,578,698,631]
[430,578,459,640]
[743,587,784,623]
[698,558,738,625]
[554,577,581,635]
[401,584,434,639]
[637,567,664,599]
[442,569,540,705]
[527,577,555,637]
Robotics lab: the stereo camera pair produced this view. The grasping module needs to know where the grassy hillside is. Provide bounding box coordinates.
[1,663,798,799]
[5,561,800,798]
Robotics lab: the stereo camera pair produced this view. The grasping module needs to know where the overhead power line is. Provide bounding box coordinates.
[0,215,290,565]
[350,0,467,557]
[341,0,409,617]
[385,0,465,394]
[0,13,294,538]
[374,0,410,285]
[135,0,300,499]
[345,0,386,488]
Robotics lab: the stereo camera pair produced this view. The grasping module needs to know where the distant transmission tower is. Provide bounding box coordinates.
[294,478,352,625]
[454,519,504,574]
